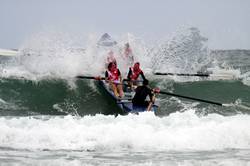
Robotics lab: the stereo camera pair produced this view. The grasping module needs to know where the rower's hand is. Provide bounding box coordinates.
[94,76,101,80]
[153,88,160,93]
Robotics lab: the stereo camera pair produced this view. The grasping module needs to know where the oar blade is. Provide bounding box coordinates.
[0,48,18,56]
[158,91,223,106]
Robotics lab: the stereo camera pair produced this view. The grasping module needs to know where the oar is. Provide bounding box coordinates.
[154,72,209,77]
[156,90,231,106]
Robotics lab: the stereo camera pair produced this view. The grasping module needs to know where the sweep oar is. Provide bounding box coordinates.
[154,72,210,77]
[156,90,231,107]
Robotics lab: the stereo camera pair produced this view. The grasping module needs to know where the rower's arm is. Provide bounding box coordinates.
[147,91,155,112]
[150,94,155,104]
[149,88,155,104]
[105,71,109,82]
[116,69,121,82]
[127,68,132,80]
[140,71,146,80]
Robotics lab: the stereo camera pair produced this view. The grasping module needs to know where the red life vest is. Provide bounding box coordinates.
[107,69,120,81]
[130,67,142,80]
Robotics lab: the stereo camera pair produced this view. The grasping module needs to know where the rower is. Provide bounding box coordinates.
[127,62,146,89]
[105,62,124,98]
[123,43,134,67]
[106,50,117,68]
[132,79,155,111]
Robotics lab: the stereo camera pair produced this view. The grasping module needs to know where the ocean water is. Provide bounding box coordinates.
[0,29,250,165]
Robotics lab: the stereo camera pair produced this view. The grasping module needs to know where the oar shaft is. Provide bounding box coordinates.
[154,72,210,77]
[77,76,144,82]
[123,79,143,82]
[76,76,131,86]
[159,91,222,106]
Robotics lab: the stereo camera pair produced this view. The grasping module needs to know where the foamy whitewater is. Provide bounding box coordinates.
[1,111,250,151]
[1,28,250,165]
[1,112,250,165]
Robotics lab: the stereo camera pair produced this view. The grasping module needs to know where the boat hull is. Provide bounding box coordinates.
[98,80,158,114]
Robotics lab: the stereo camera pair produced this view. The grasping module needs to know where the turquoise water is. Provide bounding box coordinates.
[0,77,249,117]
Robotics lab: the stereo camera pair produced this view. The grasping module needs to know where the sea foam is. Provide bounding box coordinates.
[0,110,249,152]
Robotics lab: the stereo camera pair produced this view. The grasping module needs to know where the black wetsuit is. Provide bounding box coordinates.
[127,68,146,81]
[132,85,153,107]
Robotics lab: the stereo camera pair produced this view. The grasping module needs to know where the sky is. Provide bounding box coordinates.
[0,0,249,49]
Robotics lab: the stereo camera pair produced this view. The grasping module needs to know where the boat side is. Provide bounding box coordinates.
[98,80,158,114]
